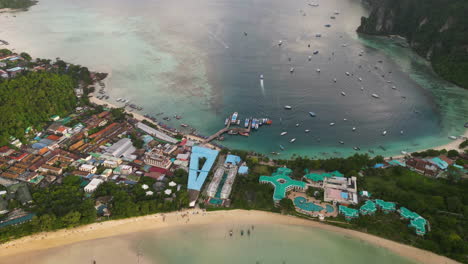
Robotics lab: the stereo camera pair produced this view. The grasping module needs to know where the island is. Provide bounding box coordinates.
[0,47,467,263]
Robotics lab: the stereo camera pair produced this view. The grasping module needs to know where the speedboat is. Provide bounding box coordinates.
[295,123,300,127]
[260,74,264,79]
[309,112,316,117]
[313,50,319,55]
[329,122,335,126]
[341,91,346,96]
[352,127,356,131]
[392,86,397,90]
[360,87,364,91]
[401,151,408,155]
[116,98,122,102]
[333,78,337,82]
[449,136,457,140]
[400,130,404,135]
[382,131,387,136]
[290,67,295,73]
[358,77,362,82]
[280,132,288,136]
[339,141,344,144]
[308,55,312,61]
[305,129,310,133]
[353,146,361,151]
[345,72,350,76]
[278,40,283,46]
[316,68,321,73]
[371,94,380,99]
[343,118,347,121]
[180,124,189,128]
[290,138,296,143]
[279,145,285,150]
[284,105,292,110]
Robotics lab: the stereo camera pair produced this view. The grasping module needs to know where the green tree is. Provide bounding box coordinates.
[278,198,295,214]
[61,211,81,228]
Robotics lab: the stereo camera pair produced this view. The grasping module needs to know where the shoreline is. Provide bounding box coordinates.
[90,92,467,159]
[0,209,459,264]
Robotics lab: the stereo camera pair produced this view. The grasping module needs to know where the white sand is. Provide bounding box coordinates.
[0,210,460,264]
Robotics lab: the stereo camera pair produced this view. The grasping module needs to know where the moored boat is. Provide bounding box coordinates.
[309,112,316,117]
[284,105,292,110]
[280,132,288,136]
[290,138,296,143]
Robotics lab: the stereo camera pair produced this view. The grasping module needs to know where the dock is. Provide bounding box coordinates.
[203,115,252,143]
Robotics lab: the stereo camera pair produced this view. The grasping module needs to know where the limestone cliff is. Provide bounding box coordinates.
[358,0,468,89]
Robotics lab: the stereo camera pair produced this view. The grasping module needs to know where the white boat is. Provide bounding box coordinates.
[305,129,310,133]
[316,68,321,73]
[358,77,362,82]
[290,67,295,73]
[284,105,292,110]
[333,78,337,82]
[308,55,312,60]
[371,94,380,99]
[392,86,397,90]
[400,130,404,135]
[329,122,335,126]
[352,127,356,131]
[449,136,457,140]
[401,151,408,155]
[382,131,387,136]
[280,132,288,136]
[339,141,344,144]
[116,98,122,102]
[290,138,296,143]
[295,123,300,127]
[278,40,283,46]
[260,74,264,79]
[345,72,350,76]
[343,118,347,121]
[360,86,364,91]
[341,91,346,96]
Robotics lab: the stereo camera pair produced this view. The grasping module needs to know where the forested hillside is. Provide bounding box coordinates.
[0,0,36,9]
[358,0,468,89]
[0,71,76,144]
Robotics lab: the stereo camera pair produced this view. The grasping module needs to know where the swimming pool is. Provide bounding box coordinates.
[326,205,334,213]
[294,197,324,212]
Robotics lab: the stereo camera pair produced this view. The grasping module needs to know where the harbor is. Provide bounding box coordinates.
[203,112,272,143]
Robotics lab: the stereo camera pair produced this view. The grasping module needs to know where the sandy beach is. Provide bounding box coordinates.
[0,209,459,264]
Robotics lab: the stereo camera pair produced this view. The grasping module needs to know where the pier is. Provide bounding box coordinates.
[203,115,252,143]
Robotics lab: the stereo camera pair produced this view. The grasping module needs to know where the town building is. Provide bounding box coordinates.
[84,178,103,193]
[79,164,97,174]
[105,138,136,159]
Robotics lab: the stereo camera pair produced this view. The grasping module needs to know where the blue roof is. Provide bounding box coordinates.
[238,166,249,174]
[188,146,219,191]
[32,143,47,149]
[6,66,23,72]
[430,157,448,170]
[0,213,35,228]
[225,155,241,165]
[341,192,349,199]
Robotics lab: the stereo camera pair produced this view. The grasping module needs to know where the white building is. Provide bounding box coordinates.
[84,178,103,193]
[136,122,178,144]
[79,164,97,174]
[105,138,136,159]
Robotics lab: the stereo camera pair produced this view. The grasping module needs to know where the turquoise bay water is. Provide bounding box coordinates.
[137,224,415,264]
[1,0,467,158]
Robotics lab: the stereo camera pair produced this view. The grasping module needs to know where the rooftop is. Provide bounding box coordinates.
[259,168,306,201]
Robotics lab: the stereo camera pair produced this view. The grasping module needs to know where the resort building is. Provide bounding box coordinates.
[339,205,359,221]
[323,176,358,204]
[259,167,306,203]
[398,207,428,235]
[375,199,396,213]
[84,178,104,193]
[359,200,377,215]
[206,155,241,204]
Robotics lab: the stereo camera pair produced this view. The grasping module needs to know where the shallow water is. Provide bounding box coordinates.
[7,223,416,264]
[1,0,466,158]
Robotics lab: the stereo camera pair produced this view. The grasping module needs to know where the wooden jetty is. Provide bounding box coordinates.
[203,115,252,143]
